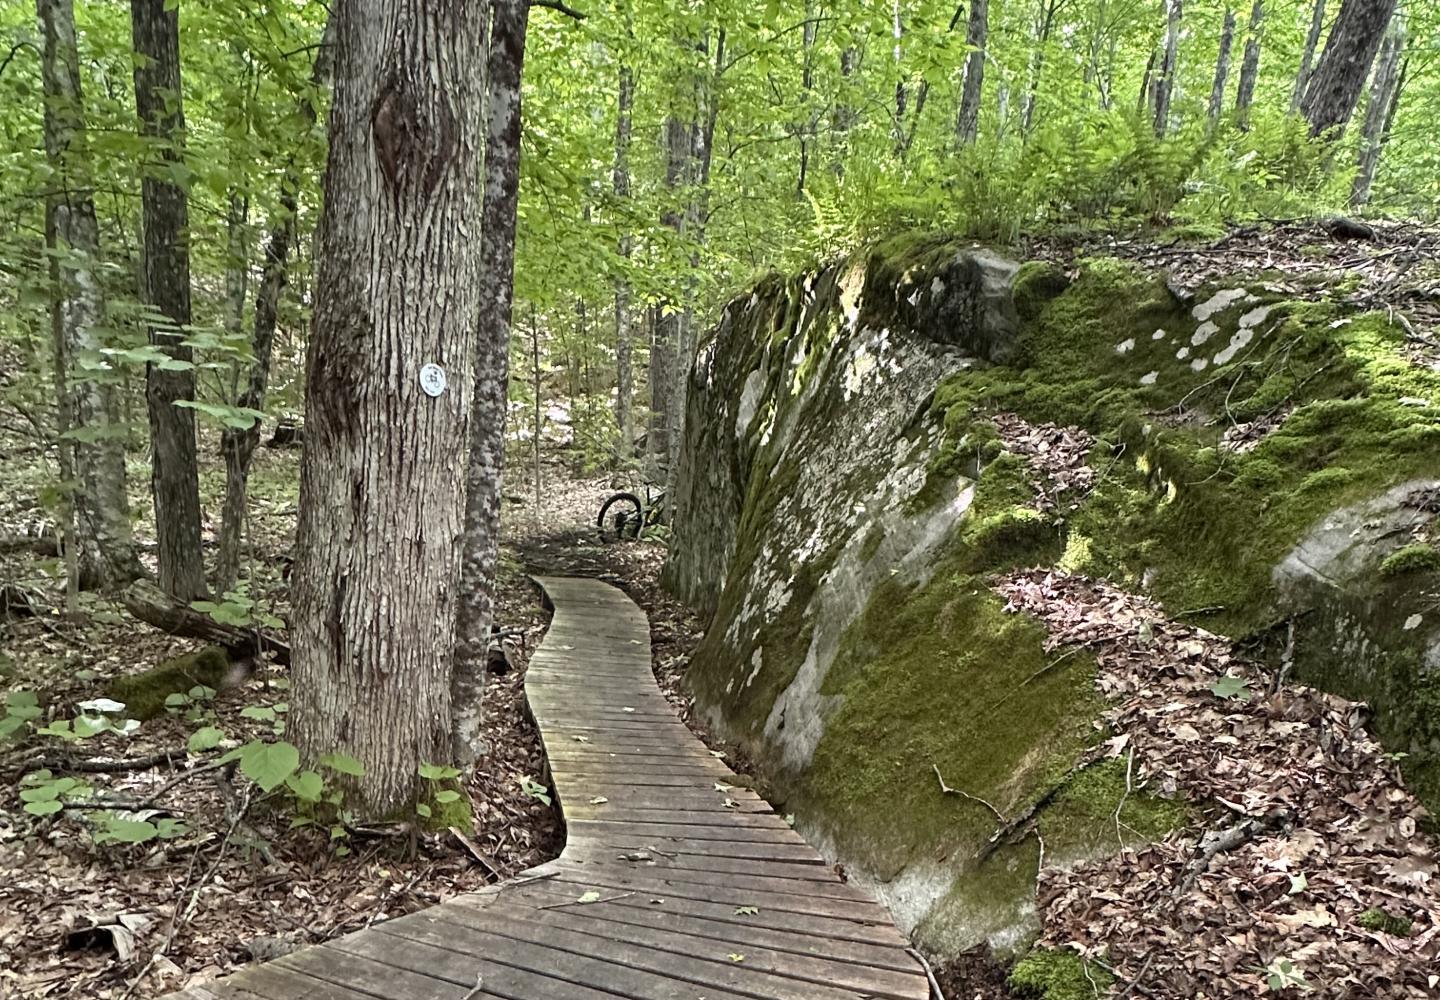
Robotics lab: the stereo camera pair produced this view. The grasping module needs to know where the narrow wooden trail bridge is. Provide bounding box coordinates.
[169,577,929,1000]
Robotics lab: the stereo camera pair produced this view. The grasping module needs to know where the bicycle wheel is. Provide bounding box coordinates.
[597,492,643,541]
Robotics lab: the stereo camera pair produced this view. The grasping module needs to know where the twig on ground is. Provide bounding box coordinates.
[1113,745,1135,850]
[537,890,634,910]
[933,764,1005,824]
[906,947,948,1000]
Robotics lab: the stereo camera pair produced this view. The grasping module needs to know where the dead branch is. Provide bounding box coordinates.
[933,763,1005,824]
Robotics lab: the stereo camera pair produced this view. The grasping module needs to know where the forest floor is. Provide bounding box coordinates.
[0,448,705,999]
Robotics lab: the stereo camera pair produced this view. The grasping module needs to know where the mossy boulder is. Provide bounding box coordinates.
[665,235,1440,961]
[109,645,232,720]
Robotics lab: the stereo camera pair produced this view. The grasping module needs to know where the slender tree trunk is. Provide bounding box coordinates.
[1235,1,1263,129]
[1153,0,1182,137]
[832,46,857,175]
[1208,7,1236,124]
[1138,50,1157,117]
[1291,0,1326,113]
[892,0,907,155]
[1021,0,1058,135]
[132,0,205,601]
[956,0,988,145]
[532,306,542,506]
[290,0,490,815]
[40,0,143,591]
[613,57,635,458]
[454,0,528,767]
[1301,0,1398,137]
[1351,11,1405,208]
[649,115,688,478]
[797,8,817,194]
[222,193,248,339]
[216,27,334,595]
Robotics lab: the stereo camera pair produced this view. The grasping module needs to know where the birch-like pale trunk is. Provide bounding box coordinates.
[132,0,206,601]
[1351,10,1406,208]
[39,0,143,591]
[217,26,335,594]
[1235,1,1264,129]
[1291,0,1326,113]
[956,0,989,145]
[1153,0,1182,137]
[649,113,689,479]
[291,0,489,815]
[1208,7,1237,124]
[1301,0,1398,138]
[613,54,635,457]
[453,0,528,767]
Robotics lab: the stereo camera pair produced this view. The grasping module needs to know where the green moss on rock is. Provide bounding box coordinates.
[1009,948,1115,999]
[109,646,231,720]
[1380,544,1440,578]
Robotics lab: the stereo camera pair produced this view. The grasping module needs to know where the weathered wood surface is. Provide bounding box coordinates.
[161,576,928,999]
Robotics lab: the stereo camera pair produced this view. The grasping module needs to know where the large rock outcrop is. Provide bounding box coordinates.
[664,235,1440,957]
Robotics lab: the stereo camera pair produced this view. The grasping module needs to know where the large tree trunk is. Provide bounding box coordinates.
[955,0,989,145]
[453,0,528,768]
[613,56,635,459]
[1153,0,1182,137]
[1301,0,1398,137]
[1351,11,1406,208]
[217,26,335,594]
[132,0,205,601]
[291,0,489,816]
[1208,7,1236,124]
[39,0,143,591]
[1235,0,1264,129]
[1291,0,1326,113]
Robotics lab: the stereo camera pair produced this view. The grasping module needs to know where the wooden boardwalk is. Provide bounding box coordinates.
[167,576,929,1000]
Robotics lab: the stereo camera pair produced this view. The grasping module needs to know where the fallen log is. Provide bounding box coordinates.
[120,579,290,665]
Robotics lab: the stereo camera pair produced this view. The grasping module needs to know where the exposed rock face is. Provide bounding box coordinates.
[1275,481,1440,796]
[665,235,1440,958]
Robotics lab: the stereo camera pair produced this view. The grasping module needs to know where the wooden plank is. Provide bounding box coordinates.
[374,909,761,1000]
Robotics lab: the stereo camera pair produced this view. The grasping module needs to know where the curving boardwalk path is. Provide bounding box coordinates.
[167,576,929,1000]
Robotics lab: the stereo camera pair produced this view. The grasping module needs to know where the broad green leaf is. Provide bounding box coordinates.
[239,740,300,792]
[188,726,225,753]
[1211,675,1252,701]
[320,751,366,776]
[286,770,324,802]
[418,762,461,781]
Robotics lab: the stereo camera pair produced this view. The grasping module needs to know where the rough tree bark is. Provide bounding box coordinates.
[217,25,335,593]
[612,42,634,457]
[291,0,490,815]
[1208,7,1236,124]
[39,0,143,591]
[132,0,206,601]
[1301,0,1398,137]
[1291,0,1326,113]
[956,0,988,145]
[1235,0,1263,128]
[1351,10,1406,208]
[453,0,529,768]
[1153,0,1182,137]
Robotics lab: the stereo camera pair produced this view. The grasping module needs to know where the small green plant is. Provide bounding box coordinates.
[1261,957,1310,993]
[191,583,283,630]
[19,770,92,816]
[240,702,289,736]
[1357,907,1412,937]
[165,684,218,723]
[1,689,42,742]
[416,762,466,824]
[518,775,552,806]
